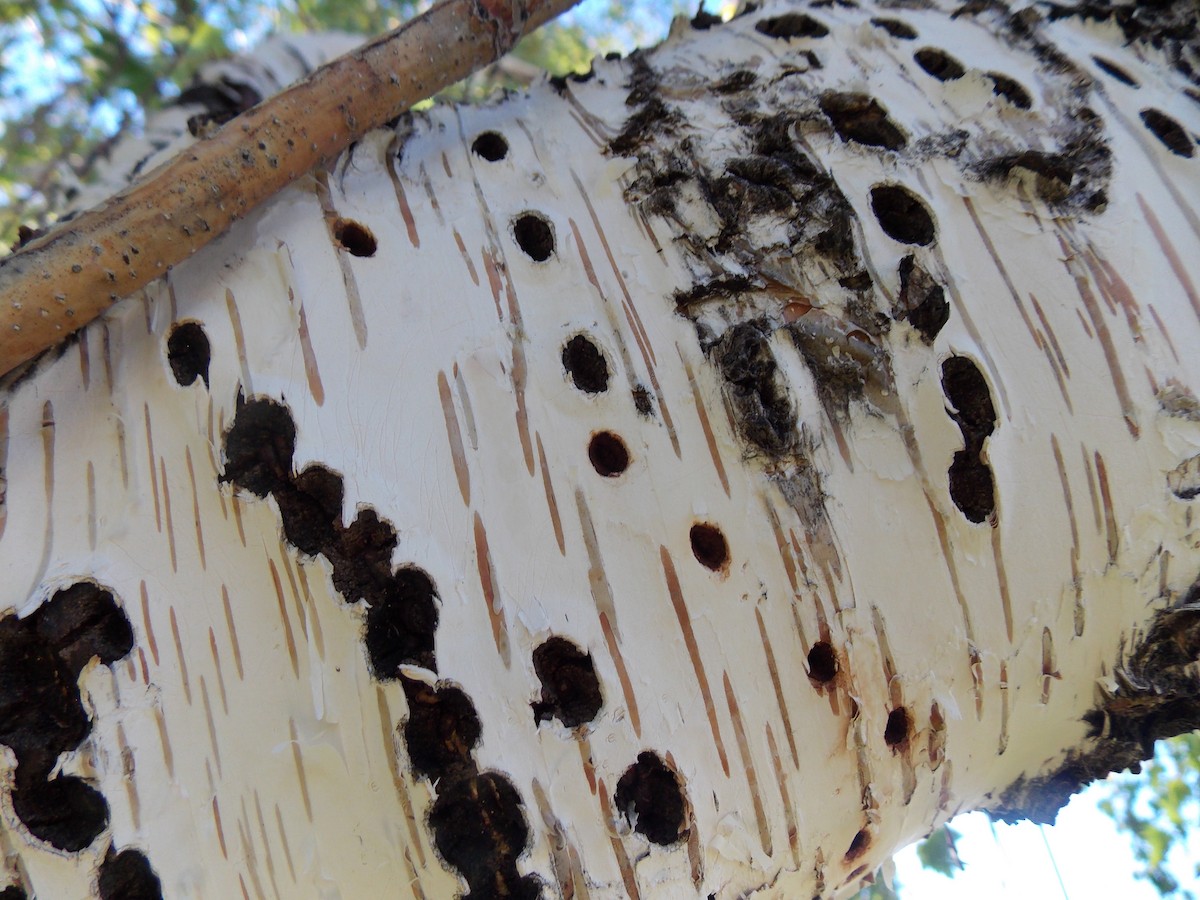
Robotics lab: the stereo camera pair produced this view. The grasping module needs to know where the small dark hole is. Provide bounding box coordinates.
[531,636,603,728]
[819,92,906,150]
[807,641,838,682]
[332,218,377,258]
[914,47,965,81]
[588,431,630,477]
[755,12,829,38]
[1140,108,1195,158]
[870,17,917,39]
[471,131,509,161]
[563,335,610,393]
[166,321,211,389]
[897,255,949,342]
[98,848,163,900]
[614,752,689,845]
[884,707,911,746]
[512,212,555,261]
[844,827,871,862]
[1092,56,1138,87]
[633,386,654,416]
[986,72,1032,110]
[689,523,730,571]
[869,184,936,246]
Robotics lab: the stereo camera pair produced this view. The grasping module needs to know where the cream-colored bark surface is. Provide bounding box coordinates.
[1,2,1199,898]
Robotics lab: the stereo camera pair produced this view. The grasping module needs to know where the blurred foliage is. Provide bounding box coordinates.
[0,0,699,244]
[1099,732,1200,898]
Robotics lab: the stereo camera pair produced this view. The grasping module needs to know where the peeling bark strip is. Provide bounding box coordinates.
[0,0,582,377]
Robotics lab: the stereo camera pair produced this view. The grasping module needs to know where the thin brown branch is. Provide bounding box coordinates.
[0,0,582,377]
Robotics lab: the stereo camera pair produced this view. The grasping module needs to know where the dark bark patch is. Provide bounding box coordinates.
[30,582,134,676]
[884,706,912,747]
[221,395,297,498]
[97,847,163,900]
[166,321,211,388]
[711,321,796,456]
[807,641,839,683]
[276,464,344,557]
[364,567,439,675]
[562,335,609,394]
[896,255,949,342]
[1092,56,1138,86]
[981,150,1077,203]
[614,752,690,845]
[711,70,757,94]
[632,385,654,416]
[690,522,730,572]
[870,17,918,39]
[914,47,966,81]
[332,218,377,258]
[819,92,907,150]
[512,212,555,261]
[402,681,482,779]
[985,72,1033,109]
[471,131,509,161]
[531,637,603,728]
[11,768,108,852]
[428,772,540,900]
[588,431,630,477]
[181,79,262,136]
[1140,108,1195,158]
[691,8,724,29]
[755,13,830,39]
[869,184,936,246]
[0,887,28,899]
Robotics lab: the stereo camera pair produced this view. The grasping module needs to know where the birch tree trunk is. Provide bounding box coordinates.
[2,2,1199,898]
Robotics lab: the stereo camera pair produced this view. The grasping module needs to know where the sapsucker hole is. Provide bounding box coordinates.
[97,847,163,900]
[221,396,297,498]
[914,47,965,81]
[332,217,377,257]
[471,131,509,161]
[166,321,211,388]
[884,706,911,746]
[986,72,1032,109]
[401,680,482,779]
[1092,56,1137,86]
[948,451,996,523]
[364,567,440,675]
[12,771,109,852]
[807,641,838,683]
[940,356,997,437]
[689,523,730,571]
[614,752,689,845]
[531,636,603,728]
[1140,108,1195,158]
[588,431,630,477]
[844,827,872,862]
[870,17,917,39]
[562,335,610,393]
[819,92,906,149]
[512,212,555,261]
[869,184,936,245]
[755,12,829,39]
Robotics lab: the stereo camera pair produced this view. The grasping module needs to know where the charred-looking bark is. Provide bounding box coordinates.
[1,1,1198,898]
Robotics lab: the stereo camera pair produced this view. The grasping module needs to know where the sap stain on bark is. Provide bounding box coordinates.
[614,751,690,845]
[531,636,603,728]
[0,582,134,851]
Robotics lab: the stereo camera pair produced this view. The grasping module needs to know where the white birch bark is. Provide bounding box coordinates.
[1,2,1199,898]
